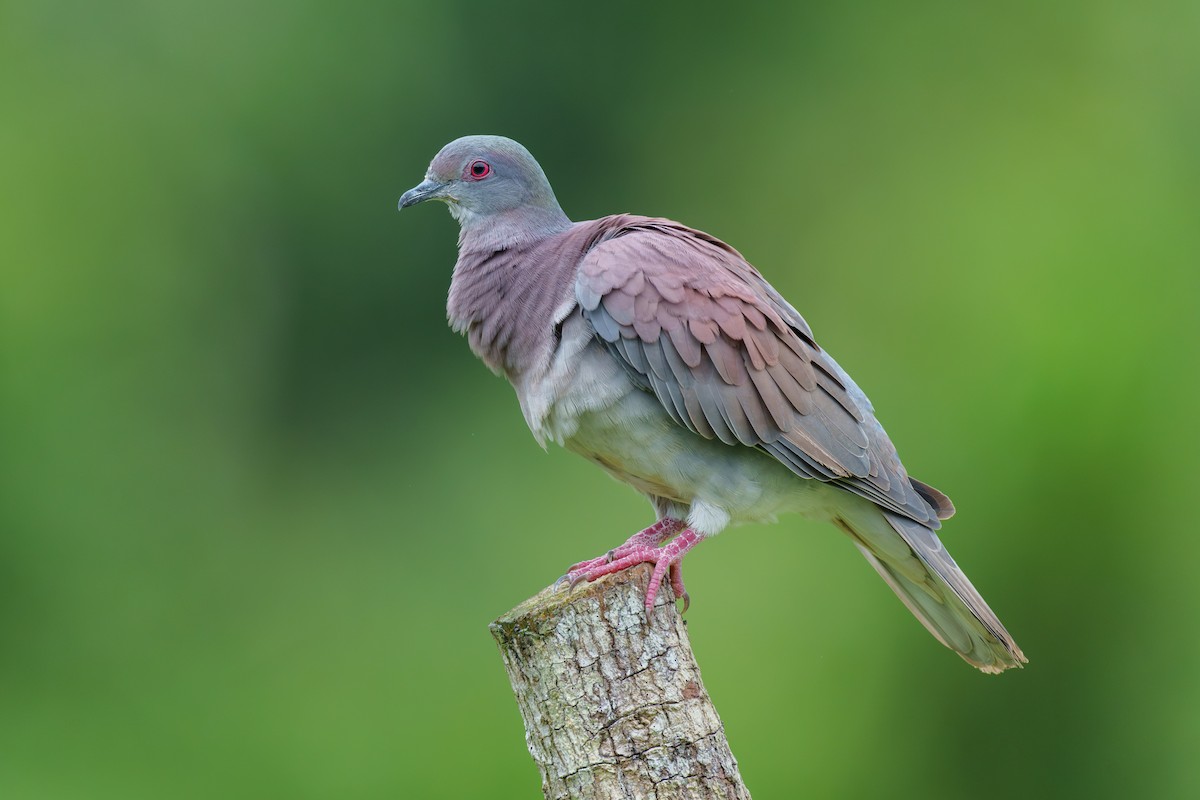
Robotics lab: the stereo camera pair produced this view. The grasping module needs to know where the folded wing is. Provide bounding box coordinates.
[576,217,949,526]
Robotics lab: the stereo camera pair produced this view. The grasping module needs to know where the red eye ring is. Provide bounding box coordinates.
[465,159,491,180]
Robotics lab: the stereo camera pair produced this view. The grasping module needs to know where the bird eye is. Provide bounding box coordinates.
[466,159,491,180]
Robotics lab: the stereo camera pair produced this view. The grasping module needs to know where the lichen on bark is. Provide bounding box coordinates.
[490,564,751,800]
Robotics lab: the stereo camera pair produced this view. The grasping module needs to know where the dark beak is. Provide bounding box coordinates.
[398,178,448,210]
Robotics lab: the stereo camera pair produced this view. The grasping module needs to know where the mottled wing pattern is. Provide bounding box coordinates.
[576,217,946,527]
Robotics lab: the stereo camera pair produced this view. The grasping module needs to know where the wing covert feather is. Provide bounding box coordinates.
[576,218,944,526]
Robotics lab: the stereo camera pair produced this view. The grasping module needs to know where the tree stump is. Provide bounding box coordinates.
[490,564,752,799]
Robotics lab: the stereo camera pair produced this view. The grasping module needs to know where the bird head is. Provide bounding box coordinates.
[398,135,565,230]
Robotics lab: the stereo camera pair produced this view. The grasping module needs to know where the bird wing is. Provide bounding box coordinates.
[576,216,949,527]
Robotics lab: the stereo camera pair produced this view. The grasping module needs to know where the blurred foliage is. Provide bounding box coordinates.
[2,0,1198,798]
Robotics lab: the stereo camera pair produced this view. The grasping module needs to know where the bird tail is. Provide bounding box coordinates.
[834,507,1027,673]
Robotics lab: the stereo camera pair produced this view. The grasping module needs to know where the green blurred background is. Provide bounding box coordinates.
[3,1,1198,797]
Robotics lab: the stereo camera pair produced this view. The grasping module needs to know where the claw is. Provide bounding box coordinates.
[669,562,690,613]
[567,570,590,592]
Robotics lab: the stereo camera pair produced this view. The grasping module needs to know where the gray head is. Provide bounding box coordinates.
[398,135,570,242]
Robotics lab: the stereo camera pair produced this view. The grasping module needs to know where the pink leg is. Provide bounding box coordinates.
[562,527,702,614]
[561,518,685,577]
[645,529,700,611]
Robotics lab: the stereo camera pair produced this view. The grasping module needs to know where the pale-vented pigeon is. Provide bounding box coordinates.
[399,135,1026,673]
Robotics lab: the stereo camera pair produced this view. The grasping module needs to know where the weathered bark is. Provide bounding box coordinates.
[490,564,752,800]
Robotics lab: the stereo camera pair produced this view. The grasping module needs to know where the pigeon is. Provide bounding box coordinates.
[399,135,1026,673]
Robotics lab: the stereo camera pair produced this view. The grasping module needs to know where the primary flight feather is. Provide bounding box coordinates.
[399,135,1026,673]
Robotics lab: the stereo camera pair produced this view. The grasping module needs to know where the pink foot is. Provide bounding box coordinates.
[561,518,684,576]
[560,524,702,614]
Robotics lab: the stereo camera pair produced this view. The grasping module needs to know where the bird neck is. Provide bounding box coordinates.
[455,203,572,253]
[447,220,581,382]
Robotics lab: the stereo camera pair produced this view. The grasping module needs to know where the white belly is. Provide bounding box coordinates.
[524,329,833,535]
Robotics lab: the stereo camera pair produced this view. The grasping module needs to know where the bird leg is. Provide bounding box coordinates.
[561,518,685,577]
[560,523,701,614]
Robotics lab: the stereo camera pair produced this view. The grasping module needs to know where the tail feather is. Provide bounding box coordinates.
[835,509,1026,674]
